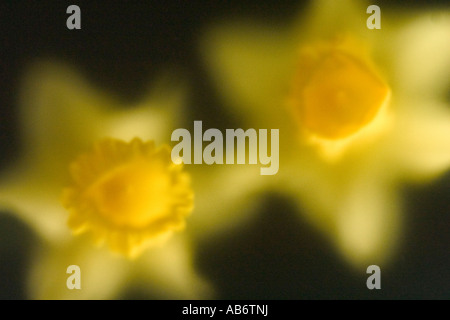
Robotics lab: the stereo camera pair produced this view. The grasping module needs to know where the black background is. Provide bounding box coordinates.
[0,0,449,299]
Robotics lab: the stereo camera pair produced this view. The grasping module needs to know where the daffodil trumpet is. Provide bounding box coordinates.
[62,137,194,259]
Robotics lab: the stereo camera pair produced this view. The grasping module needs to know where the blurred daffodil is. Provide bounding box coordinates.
[201,0,450,266]
[0,62,211,299]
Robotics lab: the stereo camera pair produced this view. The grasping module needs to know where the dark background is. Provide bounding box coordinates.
[0,0,449,299]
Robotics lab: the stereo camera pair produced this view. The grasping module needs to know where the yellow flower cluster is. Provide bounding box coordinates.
[0,0,449,299]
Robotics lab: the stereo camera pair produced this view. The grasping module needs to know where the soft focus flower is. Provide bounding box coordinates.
[200,0,450,266]
[0,62,211,299]
[62,138,194,258]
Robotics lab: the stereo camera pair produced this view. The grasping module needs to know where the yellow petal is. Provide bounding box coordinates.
[334,177,401,267]
[0,168,71,243]
[388,100,450,181]
[28,236,129,300]
[188,165,271,241]
[19,61,185,173]
[201,20,298,130]
[132,235,213,299]
[19,61,117,169]
[389,12,450,98]
[280,152,401,267]
[295,0,370,40]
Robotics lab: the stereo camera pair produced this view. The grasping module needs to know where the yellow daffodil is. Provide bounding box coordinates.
[200,0,450,267]
[0,61,212,299]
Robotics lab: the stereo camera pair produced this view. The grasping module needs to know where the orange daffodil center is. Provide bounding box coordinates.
[87,159,171,228]
[62,138,194,258]
[289,37,390,141]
